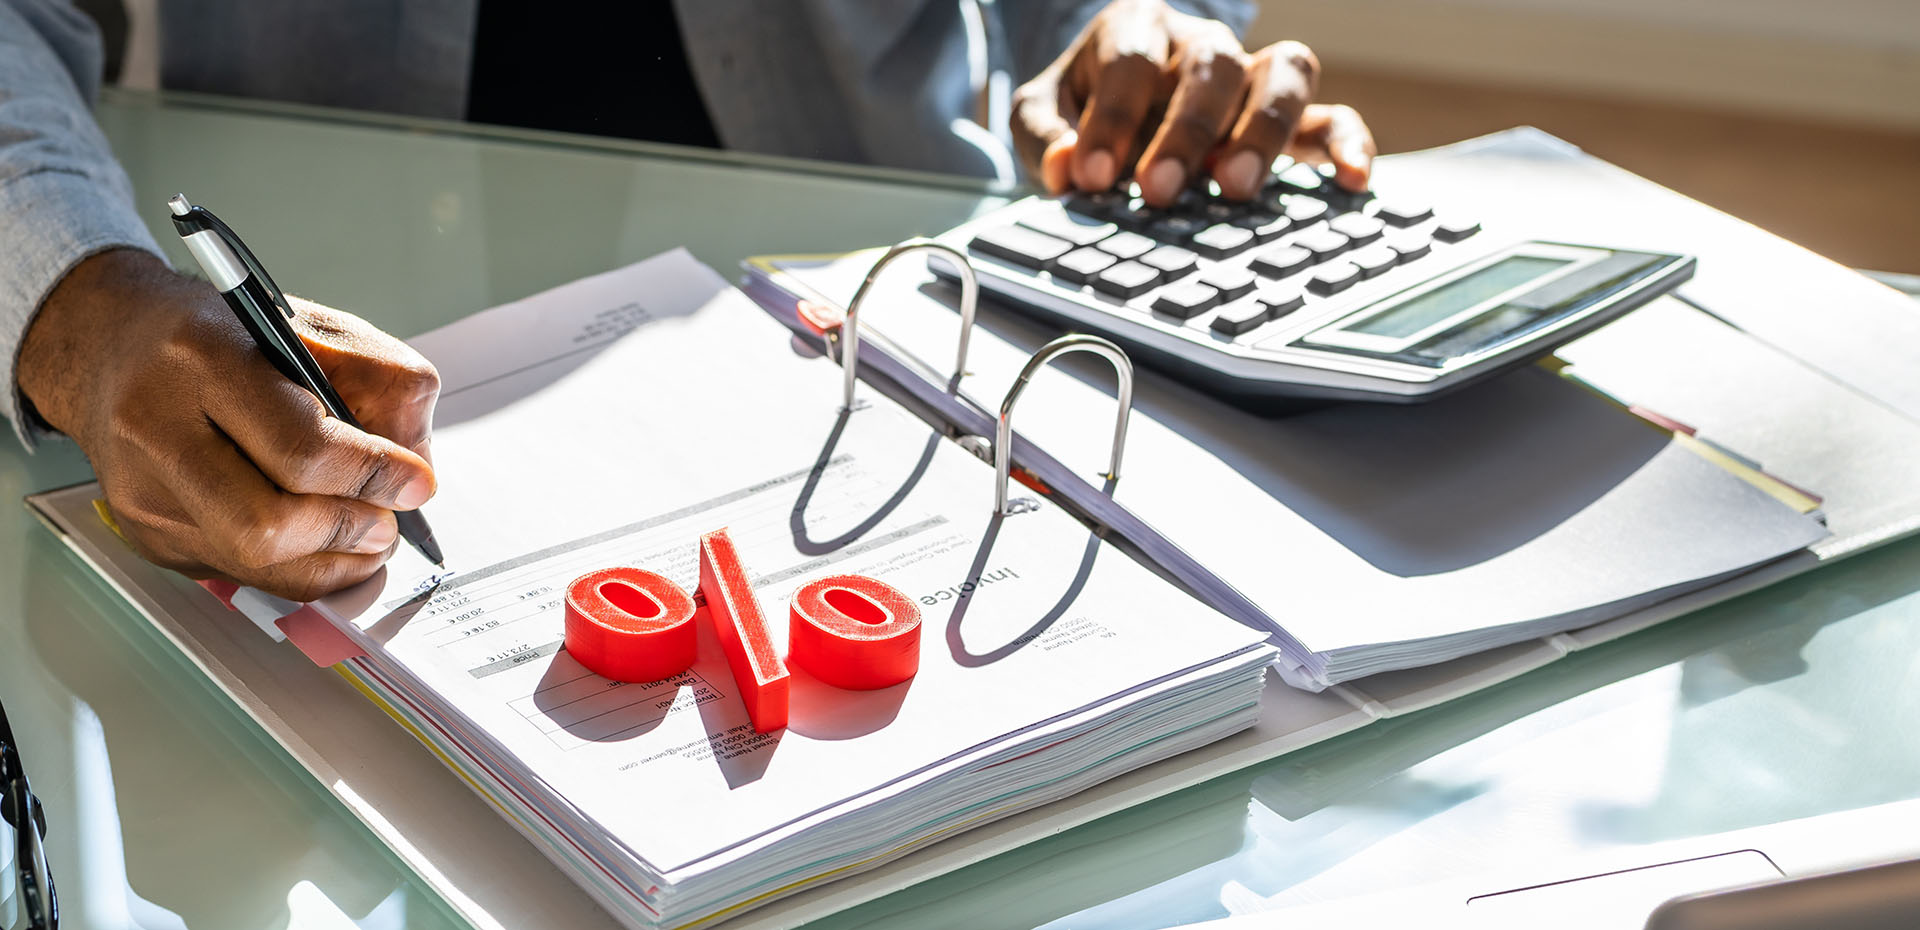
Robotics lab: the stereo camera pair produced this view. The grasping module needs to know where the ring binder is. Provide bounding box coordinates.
[994,335,1134,514]
[840,238,980,407]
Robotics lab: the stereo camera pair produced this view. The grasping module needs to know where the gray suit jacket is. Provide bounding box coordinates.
[0,0,1252,444]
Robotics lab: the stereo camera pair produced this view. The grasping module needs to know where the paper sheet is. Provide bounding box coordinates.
[308,251,1271,897]
[756,252,1831,682]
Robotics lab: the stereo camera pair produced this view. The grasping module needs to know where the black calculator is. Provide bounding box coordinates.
[931,160,1695,410]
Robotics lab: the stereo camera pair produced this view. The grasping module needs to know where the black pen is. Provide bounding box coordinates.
[167,194,445,569]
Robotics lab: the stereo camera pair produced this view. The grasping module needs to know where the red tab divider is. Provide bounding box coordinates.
[788,575,922,690]
[699,529,789,732]
[276,606,368,667]
[563,567,697,682]
[198,578,241,610]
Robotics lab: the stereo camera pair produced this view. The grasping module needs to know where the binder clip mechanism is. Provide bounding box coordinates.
[995,335,1133,515]
[838,238,980,409]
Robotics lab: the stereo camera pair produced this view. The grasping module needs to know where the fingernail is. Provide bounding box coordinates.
[1143,159,1185,204]
[394,475,433,510]
[356,518,398,554]
[1082,149,1116,190]
[411,434,435,466]
[1217,150,1262,199]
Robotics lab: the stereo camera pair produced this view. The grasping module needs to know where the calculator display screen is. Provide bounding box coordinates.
[1345,255,1571,339]
[1290,245,1676,370]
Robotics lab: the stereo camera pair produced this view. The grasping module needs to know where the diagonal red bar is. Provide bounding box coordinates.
[699,528,790,732]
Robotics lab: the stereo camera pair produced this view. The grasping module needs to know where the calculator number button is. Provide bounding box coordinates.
[970,225,1073,269]
[1307,261,1363,295]
[1153,281,1221,320]
[1018,210,1118,247]
[1049,247,1118,285]
[1092,260,1161,298]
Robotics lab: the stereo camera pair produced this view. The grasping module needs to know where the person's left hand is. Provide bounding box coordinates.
[1011,0,1377,205]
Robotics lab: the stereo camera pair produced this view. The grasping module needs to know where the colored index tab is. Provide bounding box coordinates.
[795,299,844,337]
[564,567,697,683]
[788,575,922,691]
[700,529,789,732]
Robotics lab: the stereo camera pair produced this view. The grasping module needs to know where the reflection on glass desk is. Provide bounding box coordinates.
[0,91,1915,930]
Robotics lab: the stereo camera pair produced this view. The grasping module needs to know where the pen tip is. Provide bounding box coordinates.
[433,559,447,570]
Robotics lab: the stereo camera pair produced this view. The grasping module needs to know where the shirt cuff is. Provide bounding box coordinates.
[0,167,166,450]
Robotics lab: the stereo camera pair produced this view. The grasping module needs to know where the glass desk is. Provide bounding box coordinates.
[2,90,1916,930]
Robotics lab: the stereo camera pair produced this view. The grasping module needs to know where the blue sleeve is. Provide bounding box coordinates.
[0,0,165,448]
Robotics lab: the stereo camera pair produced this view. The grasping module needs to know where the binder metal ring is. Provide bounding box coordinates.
[840,238,979,409]
[994,335,1133,514]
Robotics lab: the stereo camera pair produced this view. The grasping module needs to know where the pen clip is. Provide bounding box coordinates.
[198,208,298,321]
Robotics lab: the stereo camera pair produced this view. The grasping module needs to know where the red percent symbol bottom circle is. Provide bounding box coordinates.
[564,567,698,682]
[788,575,923,690]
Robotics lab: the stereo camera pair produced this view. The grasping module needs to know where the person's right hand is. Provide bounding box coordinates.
[18,248,441,602]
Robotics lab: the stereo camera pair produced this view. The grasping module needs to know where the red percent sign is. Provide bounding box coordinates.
[699,529,790,733]
[788,575,923,691]
[561,533,922,732]
[563,567,698,683]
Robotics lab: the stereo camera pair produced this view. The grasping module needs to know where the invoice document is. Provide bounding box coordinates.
[300,250,1273,925]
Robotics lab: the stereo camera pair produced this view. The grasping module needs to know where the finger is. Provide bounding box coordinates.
[107,494,221,579]
[243,545,399,603]
[207,368,435,509]
[1213,40,1318,200]
[154,428,402,572]
[291,299,442,465]
[1134,18,1248,205]
[1069,1,1169,191]
[1290,104,1376,192]
[1011,65,1077,192]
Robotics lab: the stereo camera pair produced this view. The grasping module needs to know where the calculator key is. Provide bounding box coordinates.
[1385,231,1431,263]
[1291,227,1352,262]
[1153,281,1221,319]
[1373,201,1433,227]
[1147,215,1208,244]
[1231,212,1291,242]
[1140,246,1199,280]
[1190,223,1256,259]
[1065,191,1123,219]
[1328,213,1385,246]
[1432,215,1482,242]
[1097,231,1156,260]
[1092,260,1161,298]
[1273,161,1328,194]
[1199,266,1257,300]
[1019,209,1118,246]
[1251,244,1313,279]
[1049,247,1118,285]
[1349,244,1398,279]
[1281,197,1330,224]
[1256,282,1307,317]
[1201,201,1243,223]
[1172,188,1210,215]
[1112,199,1159,229]
[1209,298,1270,335]
[970,225,1073,269]
[1307,261,1363,295]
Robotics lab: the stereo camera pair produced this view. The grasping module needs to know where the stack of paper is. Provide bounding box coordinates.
[304,251,1274,927]
[743,251,1831,688]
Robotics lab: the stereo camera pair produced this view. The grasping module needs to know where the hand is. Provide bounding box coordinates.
[1011,0,1377,205]
[18,249,441,601]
